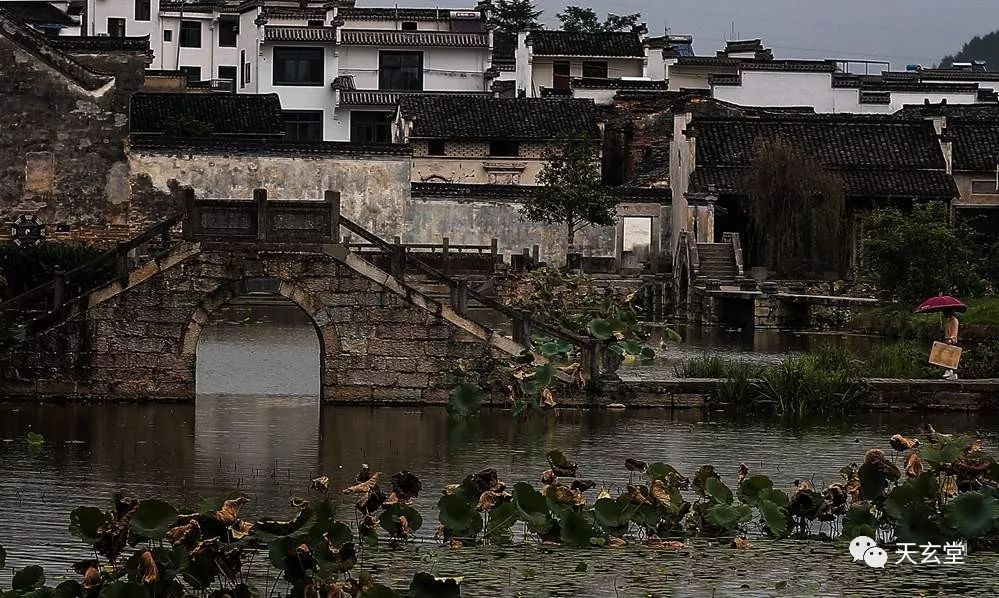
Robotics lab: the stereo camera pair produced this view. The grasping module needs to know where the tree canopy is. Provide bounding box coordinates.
[520,137,616,258]
[741,136,846,277]
[861,202,984,304]
[477,0,542,33]
[940,30,999,69]
[556,7,641,33]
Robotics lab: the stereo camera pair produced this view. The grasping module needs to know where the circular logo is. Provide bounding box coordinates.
[11,214,46,247]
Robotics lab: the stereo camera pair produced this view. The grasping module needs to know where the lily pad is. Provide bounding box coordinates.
[944,491,999,539]
[737,475,774,506]
[512,482,553,534]
[131,500,179,540]
[704,477,733,505]
[586,318,614,340]
[13,566,46,591]
[69,506,110,544]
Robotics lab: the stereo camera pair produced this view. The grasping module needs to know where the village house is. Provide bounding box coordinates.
[668,106,957,274]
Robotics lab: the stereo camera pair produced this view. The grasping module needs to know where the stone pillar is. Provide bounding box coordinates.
[325,190,341,243]
[254,188,268,241]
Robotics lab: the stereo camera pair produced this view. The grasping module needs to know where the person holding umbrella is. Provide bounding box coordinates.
[914,295,967,380]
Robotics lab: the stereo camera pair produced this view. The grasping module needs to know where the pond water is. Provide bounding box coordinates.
[1,301,997,596]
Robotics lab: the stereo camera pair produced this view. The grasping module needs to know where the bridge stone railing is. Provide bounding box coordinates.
[182,188,340,243]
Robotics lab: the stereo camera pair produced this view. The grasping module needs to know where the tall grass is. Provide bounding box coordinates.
[672,354,762,378]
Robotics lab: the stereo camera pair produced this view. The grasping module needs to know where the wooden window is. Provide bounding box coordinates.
[553,61,570,89]
[284,111,324,141]
[163,29,173,42]
[218,65,238,82]
[582,60,608,78]
[135,0,150,21]
[427,139,446,155]
[218,16,238,47]
[489,140,519,156]
[107,18,125,38]
[971,180,999,194]
[350,111,393,143]
[379,51,423,90]
[401,21,417,31]
[180,20,201,48]
[179,66,201,82]
[273,47,324,86]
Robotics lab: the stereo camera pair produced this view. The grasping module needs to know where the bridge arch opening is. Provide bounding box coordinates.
[187,277,330,485]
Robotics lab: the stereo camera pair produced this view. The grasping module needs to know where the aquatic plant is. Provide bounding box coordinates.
[5,425,999,598]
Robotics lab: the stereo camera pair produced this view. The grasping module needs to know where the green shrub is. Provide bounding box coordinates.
[0,243,110,299]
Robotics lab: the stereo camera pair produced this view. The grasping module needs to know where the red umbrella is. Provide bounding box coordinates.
[913,295,967,314]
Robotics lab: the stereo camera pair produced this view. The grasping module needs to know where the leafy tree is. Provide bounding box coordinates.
[861,202,983,304]
[741,136,846,277]
[521,137,616,259]
[556,7,641,33]
[940,30,999,68]
[477,0,542,32]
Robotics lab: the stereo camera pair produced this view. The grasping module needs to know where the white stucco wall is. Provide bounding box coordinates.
[528,56,644,96]
[337,45,488,91]
[713,71,836,111]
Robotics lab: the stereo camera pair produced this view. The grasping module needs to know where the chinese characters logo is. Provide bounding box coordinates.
[850,536,966,568]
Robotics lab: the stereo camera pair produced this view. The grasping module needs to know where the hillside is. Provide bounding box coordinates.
[940,30,999,68]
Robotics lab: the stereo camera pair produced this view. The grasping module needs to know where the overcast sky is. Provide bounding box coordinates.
[375,0,999,69]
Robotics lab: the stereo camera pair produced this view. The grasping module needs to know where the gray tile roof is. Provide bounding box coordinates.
[264,26,336,42]
[0,1,76,26]
[129,92,286,136]
[528,30,644,57]
[340,30,487,47]
[340,7,480,21]
[339,90,489,106]
[399,96,600,139]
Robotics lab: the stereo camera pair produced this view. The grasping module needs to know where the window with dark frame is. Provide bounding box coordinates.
[307,19,324,27]
[972,180,999,194]
[180,20,201,48]
[179,66,201,82]
[350,111,393,143]
[401,21,417,31]
[582,60,608,79]
[283,111,324,142]
[273,47,324,86]
[218,65,238,82]
[218,16,238,47]
[489,140,519,156]
[135,0,150,21]
[379,51,422,90]
[427,139,446,156]
[107,18,125,38]
[163,29,173,42]
[553,61,570,89]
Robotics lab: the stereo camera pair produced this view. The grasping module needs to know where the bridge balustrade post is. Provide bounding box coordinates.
[580,341,604,384]
[531,244,540,265]
[389,246,406,279]
[512,316,530,347]
[450,280,468,316]
[254,188,268,241]
[442,236,450,275]
[325,190,341,243]
[181,187,196,240]
[116,243,129,285]
[52,270,65,312]
[490,238,499,273]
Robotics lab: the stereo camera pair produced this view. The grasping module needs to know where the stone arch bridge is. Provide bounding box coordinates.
[0,190,607,403]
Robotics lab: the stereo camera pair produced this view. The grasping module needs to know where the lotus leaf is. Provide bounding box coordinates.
[629,502,662,531]
[616,339,643,356]
[326,521,353,547]
[26,432,44,446]
[922,435,974,468]
[512,482,553,534]
[757,499,790,538]
[586,318,614,340]
[69,507,110,544]
[640,347,656,362]
[53,581,82,598]
[893,507,948,545]
[943,491,999,539]
[362,583,402,597]
[704,477,733,505]
[533,363,556,388]
[437,494,482,538]
[12,566,45,591]
[737,475,774,506]
[409,572,459,598]
[446,383,484,417]
[559,511,605,548]
[546,450,578,477]
[131,500,179,540]
[593,496,636,534]
[483,499,518,540]
[841,502,877,539]
[645,462,687,488]
[379,504,422,537]
[883,473,936,521]
[704,503,752,532]
[857,462,889,500]
[693,465,720,497]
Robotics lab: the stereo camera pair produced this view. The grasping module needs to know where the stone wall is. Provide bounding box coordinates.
[0,242,500,403]
[0,36,147,244]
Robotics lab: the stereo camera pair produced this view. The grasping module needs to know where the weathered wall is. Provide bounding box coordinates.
[0,244,496,403]
[127,147,413,237]
[410,139,552,185]
[0,39,147,244]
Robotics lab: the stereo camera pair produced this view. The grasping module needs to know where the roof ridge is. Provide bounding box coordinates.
[0,7,114,91]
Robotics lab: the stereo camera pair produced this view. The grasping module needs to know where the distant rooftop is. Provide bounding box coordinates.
[528,30,645,58]
[129,92,286,136]
[0,0,75,27]
[398,96,600,140]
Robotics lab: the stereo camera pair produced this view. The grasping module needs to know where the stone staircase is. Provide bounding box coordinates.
[696,242,739,282]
